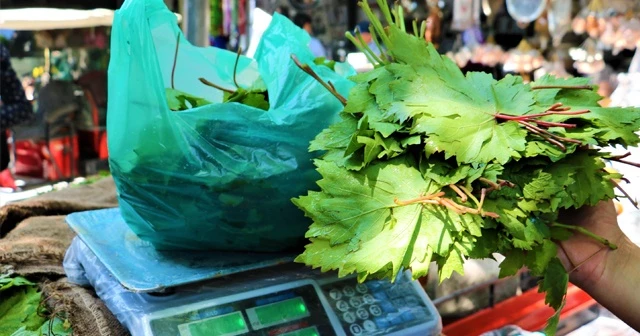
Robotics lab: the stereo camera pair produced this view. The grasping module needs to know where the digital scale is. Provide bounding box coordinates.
[63,208,442,336]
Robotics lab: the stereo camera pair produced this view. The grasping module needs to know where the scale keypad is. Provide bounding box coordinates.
[322,278,433,335]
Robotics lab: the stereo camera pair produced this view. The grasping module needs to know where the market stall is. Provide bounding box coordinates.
[1,0,640,335]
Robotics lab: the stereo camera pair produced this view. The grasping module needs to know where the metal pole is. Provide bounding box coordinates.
[183,0,211,47]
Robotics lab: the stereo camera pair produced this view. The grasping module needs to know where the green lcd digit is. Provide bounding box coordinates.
[178,311,248,336]
[247,297,311,329]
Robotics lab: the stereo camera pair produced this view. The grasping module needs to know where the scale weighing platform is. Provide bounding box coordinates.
[63,208,442,336]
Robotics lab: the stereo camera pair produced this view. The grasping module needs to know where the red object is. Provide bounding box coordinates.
[12,136,79,181]
[42,136,79,180]
[0,168,17,189]
[76,71,108,160]
[13,140,45,178]
[99,132,108,159]
[442,284,596,336]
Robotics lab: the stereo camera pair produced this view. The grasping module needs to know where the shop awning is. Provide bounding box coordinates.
[0,7,181,30]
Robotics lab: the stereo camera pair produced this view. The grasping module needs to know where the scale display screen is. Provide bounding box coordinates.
[149,285,336,336]
[246,297,310,329]
[178,311,248,336]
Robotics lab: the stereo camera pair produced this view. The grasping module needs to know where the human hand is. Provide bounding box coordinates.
[556,201,640,330]
[556,201,628,288]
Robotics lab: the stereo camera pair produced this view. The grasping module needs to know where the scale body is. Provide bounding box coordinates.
[64,209,442,336]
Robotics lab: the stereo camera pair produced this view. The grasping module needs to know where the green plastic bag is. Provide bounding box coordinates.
[107,0,354,251]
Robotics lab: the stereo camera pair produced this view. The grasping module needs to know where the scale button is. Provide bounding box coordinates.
[356,284,368,294]
[374,317,390,329]
[399,284,415,296]
[369,305,382,317]
[363,320,377,332]
[343,311,357,324]
[356,308,369,320]
[387,287,402,298]
[343,286,356,297]
[412,308,431,321]
[349,296,363,308]
[372,291,388,301]
[336,300,350,312]
[330,288,343,300]
[388,313,404,326]
[380,301,397,313]
[405,295,420,307]
[392,297,406,307]
[400,310,415,322]
[363,294,375,305]
[349,323,363,335]
[365,281,385,291]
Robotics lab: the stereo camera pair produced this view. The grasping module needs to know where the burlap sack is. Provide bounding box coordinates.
[0,176,126,335]
[41,278,129,336]
[0,177,118,236]
[0,215,74,276]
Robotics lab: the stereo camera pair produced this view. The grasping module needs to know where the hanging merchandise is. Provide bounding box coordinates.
[610,13,640,55]
[425,4,442,46]
[222,0,232,37]
[570,38,606,75]
[534,49,572,80]
[482,0,504,19]
[506,0,546,25]
[502,38,544,75]
[609,48,640,107]
[446,34,473,68]
[237,0,247,36]
[534,10,550,50]
[571,0,607,38]
[451,0,481,32]
[471,35,505,67]
[547,0,572,47]
[210,0,223,37]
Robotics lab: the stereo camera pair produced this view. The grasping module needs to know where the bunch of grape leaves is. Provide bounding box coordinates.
[292,0,640,333]
[165,36,270,112]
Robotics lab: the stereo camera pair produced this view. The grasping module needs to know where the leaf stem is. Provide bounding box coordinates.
[531,85,594,91]
[609,152,632,160]
[199,77,235,94]
[345,32,379,65]
[551,223,618,250]
[375,0,394,26]
[611,180,639,209]
[290,54,348,106]
[479,178,500,190]
[233,47,242,89]
[359,1,393,47]
[397,6,406,31]
[520,110,590,118]
[534,121,577,129]
[522,123,567,150]
[607,157,640,169]
[459,185,481,208]
[519,120,582,144]
[419,20,427,40]
[171,34,180,89]
[368,25,390,63]
[448,184,468,202]
[354,30,385,65]
[394,192,445,206]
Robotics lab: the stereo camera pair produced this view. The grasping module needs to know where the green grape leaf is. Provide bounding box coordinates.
[165,88,212,111]
[539,257,569,311]
[498,249,526,278]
